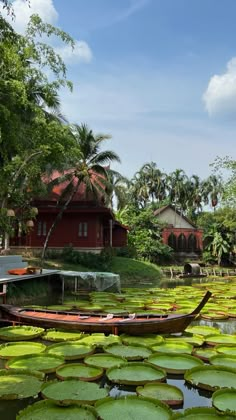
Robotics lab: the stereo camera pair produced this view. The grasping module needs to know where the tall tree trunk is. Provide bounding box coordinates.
[41,184,79,264]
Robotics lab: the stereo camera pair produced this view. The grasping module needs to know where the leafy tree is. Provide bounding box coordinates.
[41,124,121,260]
[116,205,172,263]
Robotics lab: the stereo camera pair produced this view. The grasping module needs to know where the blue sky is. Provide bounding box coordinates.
[4,0,236,179]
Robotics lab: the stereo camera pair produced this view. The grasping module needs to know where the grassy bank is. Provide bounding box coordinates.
[26,256,162,287]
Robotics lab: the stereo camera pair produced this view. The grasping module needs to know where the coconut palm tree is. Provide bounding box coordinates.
[167,169,189,212]
[41,123,121,260]
[105,170,129,210]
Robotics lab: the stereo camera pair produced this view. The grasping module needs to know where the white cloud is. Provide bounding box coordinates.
[203,57,236,117]
[56,41,93,64]
[2,0,58,33]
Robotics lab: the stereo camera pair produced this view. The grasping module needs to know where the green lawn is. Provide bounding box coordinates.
[26,256,162,287]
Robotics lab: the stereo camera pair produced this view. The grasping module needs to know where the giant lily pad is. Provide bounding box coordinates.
[84,353,126,369]
[121,334,164,347]
[6,354,64,373]
[56,363,103,381]
[152,341,193,354]
[212,389,236,415]
[172,406,235,419]
[106,362,166,385]
[0,326,44,341]
[184,365,236,391]
[95,395,172,420]
[0,342,46,359]
[192,347,217,362]
[16,400,97,419]
[41,379,108,405]
[205,334,236,346]
[104,343,152,360]
[136,383,183,406]
[42,329,84,342]
[215,345,236,356]
[147,353,204,374]
[185,325,220,336]
[166,335,204,347]
[0,369,43,399]
[46,342,94,360]
[210,354,236,369]
[79,333,121,347]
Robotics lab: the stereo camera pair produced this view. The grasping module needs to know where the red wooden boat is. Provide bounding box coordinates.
[0,291,211,335]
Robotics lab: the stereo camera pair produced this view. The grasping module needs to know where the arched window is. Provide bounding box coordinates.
[178,233,187,251]
[188,233,197,252]
[168,233,177,250]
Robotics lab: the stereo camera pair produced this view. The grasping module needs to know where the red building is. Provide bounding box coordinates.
[10,171,128,253]
[154,205,203,257]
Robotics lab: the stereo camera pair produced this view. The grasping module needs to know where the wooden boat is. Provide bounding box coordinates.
[0,291,212,335]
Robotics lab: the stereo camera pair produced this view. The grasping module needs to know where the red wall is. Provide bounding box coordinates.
[162,227,203,251]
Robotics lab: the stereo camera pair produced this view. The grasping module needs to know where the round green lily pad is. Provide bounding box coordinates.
[192,347,217,361]
[215,345,236,356]
[185,325,220,336]
[0,369,43,399]
[152,341,193,354]
[173,406,235,419]
[0,326,45,341]
[79,333,121,347]
[121,334,164,347]
[41,379,108,405]
[205,334,236,346]
[104,343,153,360]
[46,342,94,360]
[16,400,97,419]
[0,342,46,359]
[95,395,172,420]
[147,353,204,374]
[106,362,166,385]
[210,354,236,369]
[184,365,236,391]
[212,389,236,414]
[136,382,183,406]
[6,354,64,373]
[56,363,103,381]
[42,329,84,342]
[84,353,126,369]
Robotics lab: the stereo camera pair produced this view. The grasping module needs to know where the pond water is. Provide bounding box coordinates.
[0,276,236,419]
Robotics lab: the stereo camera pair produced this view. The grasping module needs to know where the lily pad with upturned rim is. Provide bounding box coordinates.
[0,368,43,399]
[79,333,121,347]
[56,363,103,381]
[84,353,127,369]
[16,399,98,419]
[95,395,172,420]
[121,334,164,347]
[0,326,45,341]
[147,353,204,374]
[192,347,217,362]
[104,343,153,360]
[205,334,236,346]
[46,342,95,360]
[41,379,108,405]
[215,345,236,356]
[185,325,220,336]
[42,329,84,342]
[171,406,235,419]
[184,365,236,391]
[6,354,64,373]
[152,341,193,354]
[0,342,46,359]
[212,389,236,415]
[136,382,183,406]
[106,362,166,385]
[209,354,236,369]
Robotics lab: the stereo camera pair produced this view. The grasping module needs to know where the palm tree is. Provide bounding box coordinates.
[105,170,129,210]
[167,169,189,212]
[41,124,121,260]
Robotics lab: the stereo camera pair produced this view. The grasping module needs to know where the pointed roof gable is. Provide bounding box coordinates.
[154,205,197,228]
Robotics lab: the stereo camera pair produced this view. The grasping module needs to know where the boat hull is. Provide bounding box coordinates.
[0,291,212,335]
